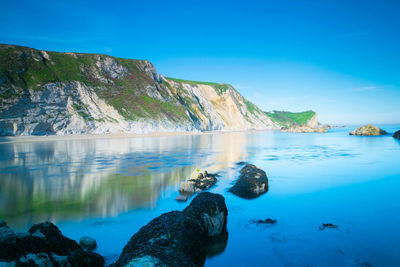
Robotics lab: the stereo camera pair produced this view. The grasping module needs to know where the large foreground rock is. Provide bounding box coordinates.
[229,164,269,199]
[393,130,400,139]
[349,124,388,136]
[112,192,228,267]
[0,221,104,266]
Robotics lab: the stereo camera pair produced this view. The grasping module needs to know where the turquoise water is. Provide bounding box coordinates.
[1,126,400,266]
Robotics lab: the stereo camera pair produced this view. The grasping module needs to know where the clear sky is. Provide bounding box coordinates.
[1,0,399,124]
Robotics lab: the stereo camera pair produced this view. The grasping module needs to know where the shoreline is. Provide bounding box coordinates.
[0,129,277,144]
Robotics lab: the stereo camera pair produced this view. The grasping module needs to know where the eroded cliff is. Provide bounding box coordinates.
[0,44,278,135]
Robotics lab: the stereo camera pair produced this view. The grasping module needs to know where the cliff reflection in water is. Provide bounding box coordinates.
[0,132,252,228]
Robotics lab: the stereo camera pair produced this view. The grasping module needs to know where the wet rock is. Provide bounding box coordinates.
[319,223,338,230]
[80,235,98,251]
[393,130,400,139]
[113,192,228,267]
[235,161,248,166]
[0,221,104,266]
[177,169,218,201]
[252,218,277,226]
[229,164,269,199]
[349,124,388,136]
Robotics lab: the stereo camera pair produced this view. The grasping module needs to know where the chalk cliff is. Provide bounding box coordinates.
[0,44,278,136]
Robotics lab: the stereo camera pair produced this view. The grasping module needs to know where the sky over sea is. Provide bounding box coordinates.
[1,0,399,124]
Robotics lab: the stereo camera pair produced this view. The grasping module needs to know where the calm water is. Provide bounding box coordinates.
[1,126,400,266]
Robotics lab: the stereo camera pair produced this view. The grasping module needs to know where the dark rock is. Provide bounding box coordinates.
[80,236,98,251]
[177,169,219,201]
[113,192,228,267]
[349,124,388,136]
[235,161,248,166]
[252,218,277,225]
[319,223,338,230]
[0,221,104,266]
[393,130,400,139]
[229,164,269,199]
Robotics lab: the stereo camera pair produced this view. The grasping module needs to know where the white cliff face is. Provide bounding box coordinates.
[306,113,318,128]
[0,44,279,136]
[166,80,279,131]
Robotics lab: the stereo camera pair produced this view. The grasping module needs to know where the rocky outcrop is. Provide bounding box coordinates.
[0,44,279,136]
[112,192,228,267]
[229,164,269,199]
[177,169,218,201]
[393,130,400,139]
[0,221,104,266]
[281,125,328,133]
[349,125,388,136]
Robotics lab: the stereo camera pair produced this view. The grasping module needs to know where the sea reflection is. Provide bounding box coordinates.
[0,132,253,228]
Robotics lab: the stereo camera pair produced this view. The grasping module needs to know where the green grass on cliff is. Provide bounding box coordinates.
[166,77,231,95]
[265,110,316,127]
[0,44,189,122]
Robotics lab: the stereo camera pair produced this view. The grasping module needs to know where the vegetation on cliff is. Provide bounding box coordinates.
[264,110,316,127]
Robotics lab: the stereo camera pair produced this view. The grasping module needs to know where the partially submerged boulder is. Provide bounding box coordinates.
[113,192,228,267]
[349,124,388,136]
[393,130,400,139]
[229,164,269,199]
[0,221,104,266]
[176,169,218,201]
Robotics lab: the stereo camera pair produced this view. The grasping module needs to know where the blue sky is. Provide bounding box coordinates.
[1,0,399,124]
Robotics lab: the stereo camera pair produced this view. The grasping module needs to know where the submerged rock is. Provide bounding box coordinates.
[393,130,400,139]
[0,221,104,266]
[319,223,338,230]
[80,235,98,251]
[176,169,218,201]
[251,218,277,226]
[229,164,269,199]
[349,124,388,136]
[113,192,228,267]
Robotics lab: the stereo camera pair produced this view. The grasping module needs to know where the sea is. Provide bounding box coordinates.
[1,125,400,266]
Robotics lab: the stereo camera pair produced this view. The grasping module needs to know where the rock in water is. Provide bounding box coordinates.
[229,164,269,199]
[113,192,228,267]
[0,221,104,266]
[80,235,98,250]
[393,130,400,139]
[349,124,388,136]
[177,169,218,201]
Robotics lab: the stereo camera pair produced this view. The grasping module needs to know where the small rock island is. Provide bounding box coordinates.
[393,130,400,139]
[349,124,388,136]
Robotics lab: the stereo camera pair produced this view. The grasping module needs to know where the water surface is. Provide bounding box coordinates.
[1,126,400,266]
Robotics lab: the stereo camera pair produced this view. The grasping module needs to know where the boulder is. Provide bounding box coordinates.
[0,221,104,266]
[349,124,387,136]
[113,192,228,267]
[80,236,98,251]
[393,130,400,139]
[229,164,269,199]
[176,169,218,201]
